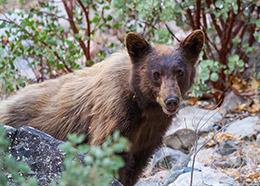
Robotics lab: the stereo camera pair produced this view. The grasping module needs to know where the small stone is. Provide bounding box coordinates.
[221,91,246,113]
[151,147,189,172]
[214,156,244,168]
[216,140,238,156]
[164,129,196,154]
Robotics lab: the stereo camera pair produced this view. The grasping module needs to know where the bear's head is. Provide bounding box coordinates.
[126,30,205,115]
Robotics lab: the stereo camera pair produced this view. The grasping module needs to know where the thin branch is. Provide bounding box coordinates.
[39,55,44,82]
[165,24,180,42]
[206,0,222,38]
[204,32,220,54]
[223,11,236,48]
[77,0,91,62]
[195,0,201,29]
[37,11,72,22]
[190,101,222,186]
[187,8,196,29]
[62,0,90,61]
[231,86,260,97]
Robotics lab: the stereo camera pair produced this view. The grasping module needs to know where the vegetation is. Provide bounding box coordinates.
[0,125,37,186]
[0,1,260,185]
[0,0,259,103]
[0,125,127,186]
[54,131,127,186]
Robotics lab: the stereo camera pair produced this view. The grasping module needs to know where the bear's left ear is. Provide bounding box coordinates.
[126,33,152,63]
[180,30,205,65]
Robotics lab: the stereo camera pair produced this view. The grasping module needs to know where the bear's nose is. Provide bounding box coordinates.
[164,96,179,110]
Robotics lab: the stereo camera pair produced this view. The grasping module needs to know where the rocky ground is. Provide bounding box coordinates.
[2,91,260,186]
[136,91,260,186]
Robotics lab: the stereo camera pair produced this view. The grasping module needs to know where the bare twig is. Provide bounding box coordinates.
[206,0,222,38]
[165,24,181,42]
[62,0,90,61]
[190,100,222,186]
[77,0,91,62]
[195,0,201,29]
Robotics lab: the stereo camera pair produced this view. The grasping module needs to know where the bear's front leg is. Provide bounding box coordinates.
[118,149,153,186]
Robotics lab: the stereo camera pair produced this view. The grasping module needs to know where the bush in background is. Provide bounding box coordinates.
[0,0,259,102]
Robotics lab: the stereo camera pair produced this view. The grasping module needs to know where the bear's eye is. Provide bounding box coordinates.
[177,70,184,77]
[153,71,160,80]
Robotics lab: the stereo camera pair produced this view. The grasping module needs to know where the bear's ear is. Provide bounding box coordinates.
[126,33,152,63]
[180,30,205,65]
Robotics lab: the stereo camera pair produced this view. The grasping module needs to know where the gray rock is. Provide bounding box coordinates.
[226,116,260,138]
[193,146,217,163]
[2,124,122,186]
[163,129,196,154]
[216,140,238,156]
[166,106,222,136]
[214,155,244,169]
[135,180,160,186]
[164,165,201,186]
[151,147,189,171]
[221,91,246,113]
[169,166,240,186]
[7,126,65,186]
[3,124,17,141]
[142,170,169,184]
[256,133,260,147]
[164,165,183,185]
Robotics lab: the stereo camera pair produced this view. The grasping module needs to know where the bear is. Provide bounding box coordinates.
[0,30,205,186]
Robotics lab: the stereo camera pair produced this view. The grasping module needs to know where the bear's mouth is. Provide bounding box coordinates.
[156,97,179,115]
[162,107,177,115]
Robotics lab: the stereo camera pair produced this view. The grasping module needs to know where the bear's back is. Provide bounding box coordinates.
[0,51,132,142]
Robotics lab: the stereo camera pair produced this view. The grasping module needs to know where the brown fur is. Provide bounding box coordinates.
[0,30,204,186]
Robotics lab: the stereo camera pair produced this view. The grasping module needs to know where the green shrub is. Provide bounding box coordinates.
[0,125,128,186]
[1,0,259,100]
[0,0,117,97]
[112,0,260,99]
[54,131,127,186]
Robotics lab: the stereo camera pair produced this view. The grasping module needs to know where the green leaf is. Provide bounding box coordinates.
[1,0,7,4]
[0,21,5,28]
[228,54,239,62]
[237,59,244,67]
[256,19,260,27]
[200,69,210,81]
[232,38,241,44]
[210,72,219,82]
[215,0,222,8]
[233,3,238,14]
[91,17,99,23]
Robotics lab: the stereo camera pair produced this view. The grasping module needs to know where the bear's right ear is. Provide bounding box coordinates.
[126,33,152,63]
[180,30,205,65]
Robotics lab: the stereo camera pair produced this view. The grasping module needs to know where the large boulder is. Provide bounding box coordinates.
[2,124,122,186]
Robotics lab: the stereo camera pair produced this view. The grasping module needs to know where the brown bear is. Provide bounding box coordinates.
[0,30,204,186]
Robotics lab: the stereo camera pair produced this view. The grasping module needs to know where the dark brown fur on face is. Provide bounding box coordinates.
[0,30,204,186]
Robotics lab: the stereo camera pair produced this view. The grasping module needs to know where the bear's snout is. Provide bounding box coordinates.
[164,96,179,111]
